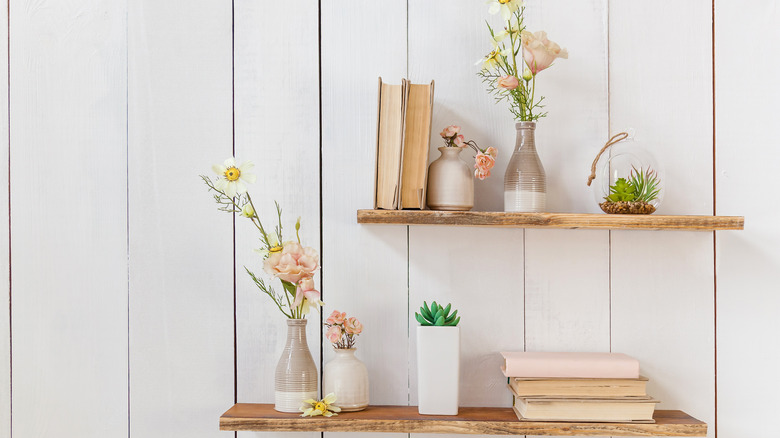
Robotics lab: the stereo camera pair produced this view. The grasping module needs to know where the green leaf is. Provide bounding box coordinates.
[415,313,428,325]
[434,315,446,326]
[450,316,460,326]
[443,303,452,318]
[422,301,431,318]
[445,310,458,323]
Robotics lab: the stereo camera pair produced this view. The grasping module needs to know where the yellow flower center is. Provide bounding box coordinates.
[269,245,283,253]
[314,402,327,412]
[499,0,510,4]
[224,166,241,181]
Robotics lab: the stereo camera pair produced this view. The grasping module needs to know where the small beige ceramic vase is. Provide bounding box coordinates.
[426,147,474,211]
[322,348,369,411]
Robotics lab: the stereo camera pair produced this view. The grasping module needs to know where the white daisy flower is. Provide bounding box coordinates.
[212,157,257,198]
[487,0,521,21]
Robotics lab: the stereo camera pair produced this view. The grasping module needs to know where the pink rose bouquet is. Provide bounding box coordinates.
[324,310,363,349]
[476,3,567,121]
[202,158,322,319]
[439,125,498,181]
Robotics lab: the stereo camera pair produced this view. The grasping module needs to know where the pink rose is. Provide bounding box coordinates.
[497,75,519,90]
[485,147,498,158]
[344,317,363,335]
[453,134,466,148]
[475,152,496,170]
[326,310,346,325]
[475,167,491,180]
[293,276,321,310]
[263,241,320,284]
[522,30,568,74]
[326,325,342,344]
[439,125,460,139]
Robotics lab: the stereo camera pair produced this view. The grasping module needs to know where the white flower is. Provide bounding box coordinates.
[254,233,282,259]
[241,203,255,218]
[212,157,257,198]
[475,39,508,71]
[494,22,520,43]
[488,0,521,21]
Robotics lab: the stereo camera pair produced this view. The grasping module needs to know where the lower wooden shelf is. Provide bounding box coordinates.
[220,404,707,436]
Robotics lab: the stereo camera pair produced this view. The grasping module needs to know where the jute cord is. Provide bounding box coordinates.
[586,132,629,186]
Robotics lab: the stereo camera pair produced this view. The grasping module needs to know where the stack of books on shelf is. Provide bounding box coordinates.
[373,77,435,210]
[501,352,659,423]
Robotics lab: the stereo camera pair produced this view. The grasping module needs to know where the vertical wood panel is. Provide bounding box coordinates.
[609,2,714,437]
[522,0,611,361]
[321,1,409,437]
[0,1,8,435]
[128,1,234,437]
[11,0,128,436]
[233,3,320,438]
[407,3,525,438]
[715,1,780,436]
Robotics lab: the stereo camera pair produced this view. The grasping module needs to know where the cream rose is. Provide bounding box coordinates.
[521,30,568,74]
[263,241,320,284]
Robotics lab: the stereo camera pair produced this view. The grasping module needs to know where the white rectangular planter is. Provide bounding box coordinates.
[417,325,460,415]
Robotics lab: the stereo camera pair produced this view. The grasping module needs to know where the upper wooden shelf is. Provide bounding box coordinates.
[220,404,707,436]
[357,210,744,231]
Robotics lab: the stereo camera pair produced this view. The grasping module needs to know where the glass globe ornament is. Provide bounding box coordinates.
[590,136,664,214]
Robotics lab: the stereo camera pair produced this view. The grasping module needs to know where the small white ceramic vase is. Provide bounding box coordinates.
[426,147,474,211]
[322,348,369,412]
[417,326,460,415]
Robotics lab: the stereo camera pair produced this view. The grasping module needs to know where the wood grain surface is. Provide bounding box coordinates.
[220,404,707,436]
[357,210,743,231]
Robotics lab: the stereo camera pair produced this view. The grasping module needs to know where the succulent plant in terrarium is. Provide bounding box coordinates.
[600,166,661,214]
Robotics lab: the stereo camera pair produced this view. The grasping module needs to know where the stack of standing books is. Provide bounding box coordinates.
[501,352,659,423]
[373,77,435,210]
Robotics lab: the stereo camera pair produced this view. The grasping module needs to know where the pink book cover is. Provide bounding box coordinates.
[501,352,640,379]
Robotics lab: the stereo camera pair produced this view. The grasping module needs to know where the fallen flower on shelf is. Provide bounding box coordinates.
[300,393,341,417]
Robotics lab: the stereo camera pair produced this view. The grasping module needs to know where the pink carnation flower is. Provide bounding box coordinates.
[326,310,346,325]
[326,325,342,344]
[344,317,363,335]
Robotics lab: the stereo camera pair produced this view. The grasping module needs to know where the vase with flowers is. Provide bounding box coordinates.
[477,0,568,212]
[322,310,369,412]
[426,125,498,211]
[201,157,323,413]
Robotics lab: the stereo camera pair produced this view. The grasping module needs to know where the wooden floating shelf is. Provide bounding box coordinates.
[220,404,707,436]
[357,209,744,231]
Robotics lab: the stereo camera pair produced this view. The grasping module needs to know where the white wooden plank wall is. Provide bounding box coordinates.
[233,3,320,438]
[2,2,779,438]
[522,0,611,354]
[320,0,410,427]
[10,1,128,437]
[0,2,8,437]
[609,2,715,437]
[406,6,524,438]
[715,2,780,438]
[127,1,234,438]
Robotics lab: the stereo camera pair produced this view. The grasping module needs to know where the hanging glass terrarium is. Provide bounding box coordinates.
[587,132,664,214]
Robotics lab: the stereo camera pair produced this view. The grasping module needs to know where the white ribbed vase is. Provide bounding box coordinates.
[274,319,318,413]
[323,348,369,412]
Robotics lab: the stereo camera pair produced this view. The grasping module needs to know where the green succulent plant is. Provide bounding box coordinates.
[606,166,660,203]
[415,301,460,326]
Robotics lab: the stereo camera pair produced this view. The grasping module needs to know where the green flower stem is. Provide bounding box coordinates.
[245,193,272,247]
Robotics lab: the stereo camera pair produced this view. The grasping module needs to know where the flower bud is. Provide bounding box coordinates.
[295,216,301,231]
[522,68,533,81]
[241,203,255,218]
